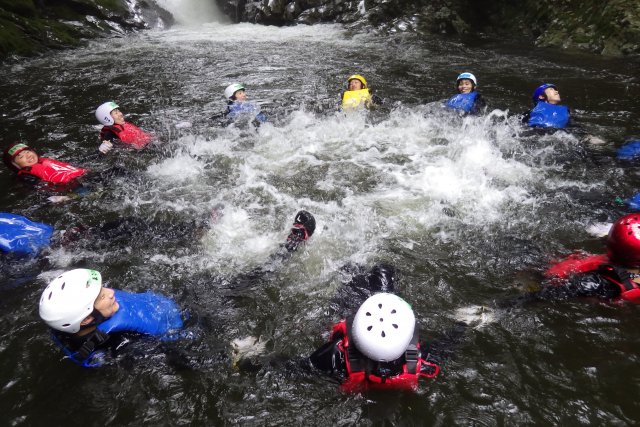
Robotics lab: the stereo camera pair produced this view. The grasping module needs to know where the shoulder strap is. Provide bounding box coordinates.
[345,316,364,373]
[404,325,420,373]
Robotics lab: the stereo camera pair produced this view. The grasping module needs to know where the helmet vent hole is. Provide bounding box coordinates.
[379,318,384,322]
[48,291,52,300]
[62,323,70,327]
[365,312,371,316]
[381,331,386,338]
[378,303,382,309]
[61,282,65,290]
[391,309,396,314]
[367,326,372,331]
[392,323,398,329]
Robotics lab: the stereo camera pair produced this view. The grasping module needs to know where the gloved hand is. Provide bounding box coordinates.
[285,210,315,252]
[98,141,113,154]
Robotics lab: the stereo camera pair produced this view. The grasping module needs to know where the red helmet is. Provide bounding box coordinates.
[607,214,640,267]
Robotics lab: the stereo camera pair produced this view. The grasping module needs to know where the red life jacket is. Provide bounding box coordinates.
[331,320,439,393]
[545,252,640,303]
[544,252,610,280]
[18,157,87,184]
[100,122,152,149]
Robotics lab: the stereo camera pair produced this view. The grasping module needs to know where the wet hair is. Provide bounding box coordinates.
[3,142,36,173]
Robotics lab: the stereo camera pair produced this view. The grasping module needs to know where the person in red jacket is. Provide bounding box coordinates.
[3,142,87,185]
[538,214,640,303]
[95,101,153,154]
[309,265,439,393]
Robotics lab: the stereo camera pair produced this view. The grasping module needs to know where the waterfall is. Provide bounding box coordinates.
[156,0,223,25]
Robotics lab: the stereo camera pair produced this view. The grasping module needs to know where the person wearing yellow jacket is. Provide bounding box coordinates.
[340,74,383,110]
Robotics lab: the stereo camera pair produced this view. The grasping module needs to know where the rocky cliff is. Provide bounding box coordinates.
[216,0,640,56]
[0,0,173,59]
[1,0,638,59]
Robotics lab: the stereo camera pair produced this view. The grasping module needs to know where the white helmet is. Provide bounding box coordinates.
[39,269,102,333]
[456,72,477,86]
[351,293,415,362]
[95,101,119,126]
[224,83,245,100]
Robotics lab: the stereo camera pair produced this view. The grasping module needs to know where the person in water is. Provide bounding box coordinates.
[309,265,439,393]
[223,83,267,124]
[340,74,383,111]
[523,83,570,129]
[0,213,54,256]
[36,211,315,367]
[533,214,640,303]
[95,101,153,154]
[445,72,486,115]
[38,268,185,367]
[2,142,87,186]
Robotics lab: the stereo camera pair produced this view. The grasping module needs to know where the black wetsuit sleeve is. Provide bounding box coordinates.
[309,335,346,376]
[522,110,532,124]
[470,93,486,115]
[536,271,622,301]
[18,172,40,185]
[371,94,384,106]
[100,129,118,142]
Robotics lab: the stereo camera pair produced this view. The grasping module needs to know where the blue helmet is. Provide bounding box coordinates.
[532,83,556,103]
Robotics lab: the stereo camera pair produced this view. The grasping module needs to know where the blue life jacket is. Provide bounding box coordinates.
[617,140,640,161]
[445,92,478,113]
[97,290,184,336]
[227,101,267,123]
[0,213,53,254]
[528,101,570,128]
[626,193,640,210]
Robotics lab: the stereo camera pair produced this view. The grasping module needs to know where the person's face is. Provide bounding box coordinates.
[543,87,561,104]
[457,79,474,94]
[93,287,119,318]
[234,90,247,102]
[349,79,363,91]
[13,149,38,168]
[110,108,126,125]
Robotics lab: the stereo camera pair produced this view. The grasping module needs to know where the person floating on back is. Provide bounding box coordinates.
[524,83,570,129]
[539,214,640,303]
[3,142,87,186]
[445,72,486,115]
[309,266,439,392]
[95,101,153,154]
[39,268,185,367]
[223,83,267,124]
[340,74,383,111]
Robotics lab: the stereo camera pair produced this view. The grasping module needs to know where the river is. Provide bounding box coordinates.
[1,12,640,426]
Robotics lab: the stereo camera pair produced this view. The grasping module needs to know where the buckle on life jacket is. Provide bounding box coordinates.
[405,344,419,374]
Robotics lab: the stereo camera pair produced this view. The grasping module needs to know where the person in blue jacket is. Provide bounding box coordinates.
[38,268,185,367]
[223,83,267,125]
[37,210,316,367]
[445,72,486,115]
[0,213,54,255]
[523,83,570,129]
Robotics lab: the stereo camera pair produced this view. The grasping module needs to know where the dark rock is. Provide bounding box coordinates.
[0,0,174,60]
